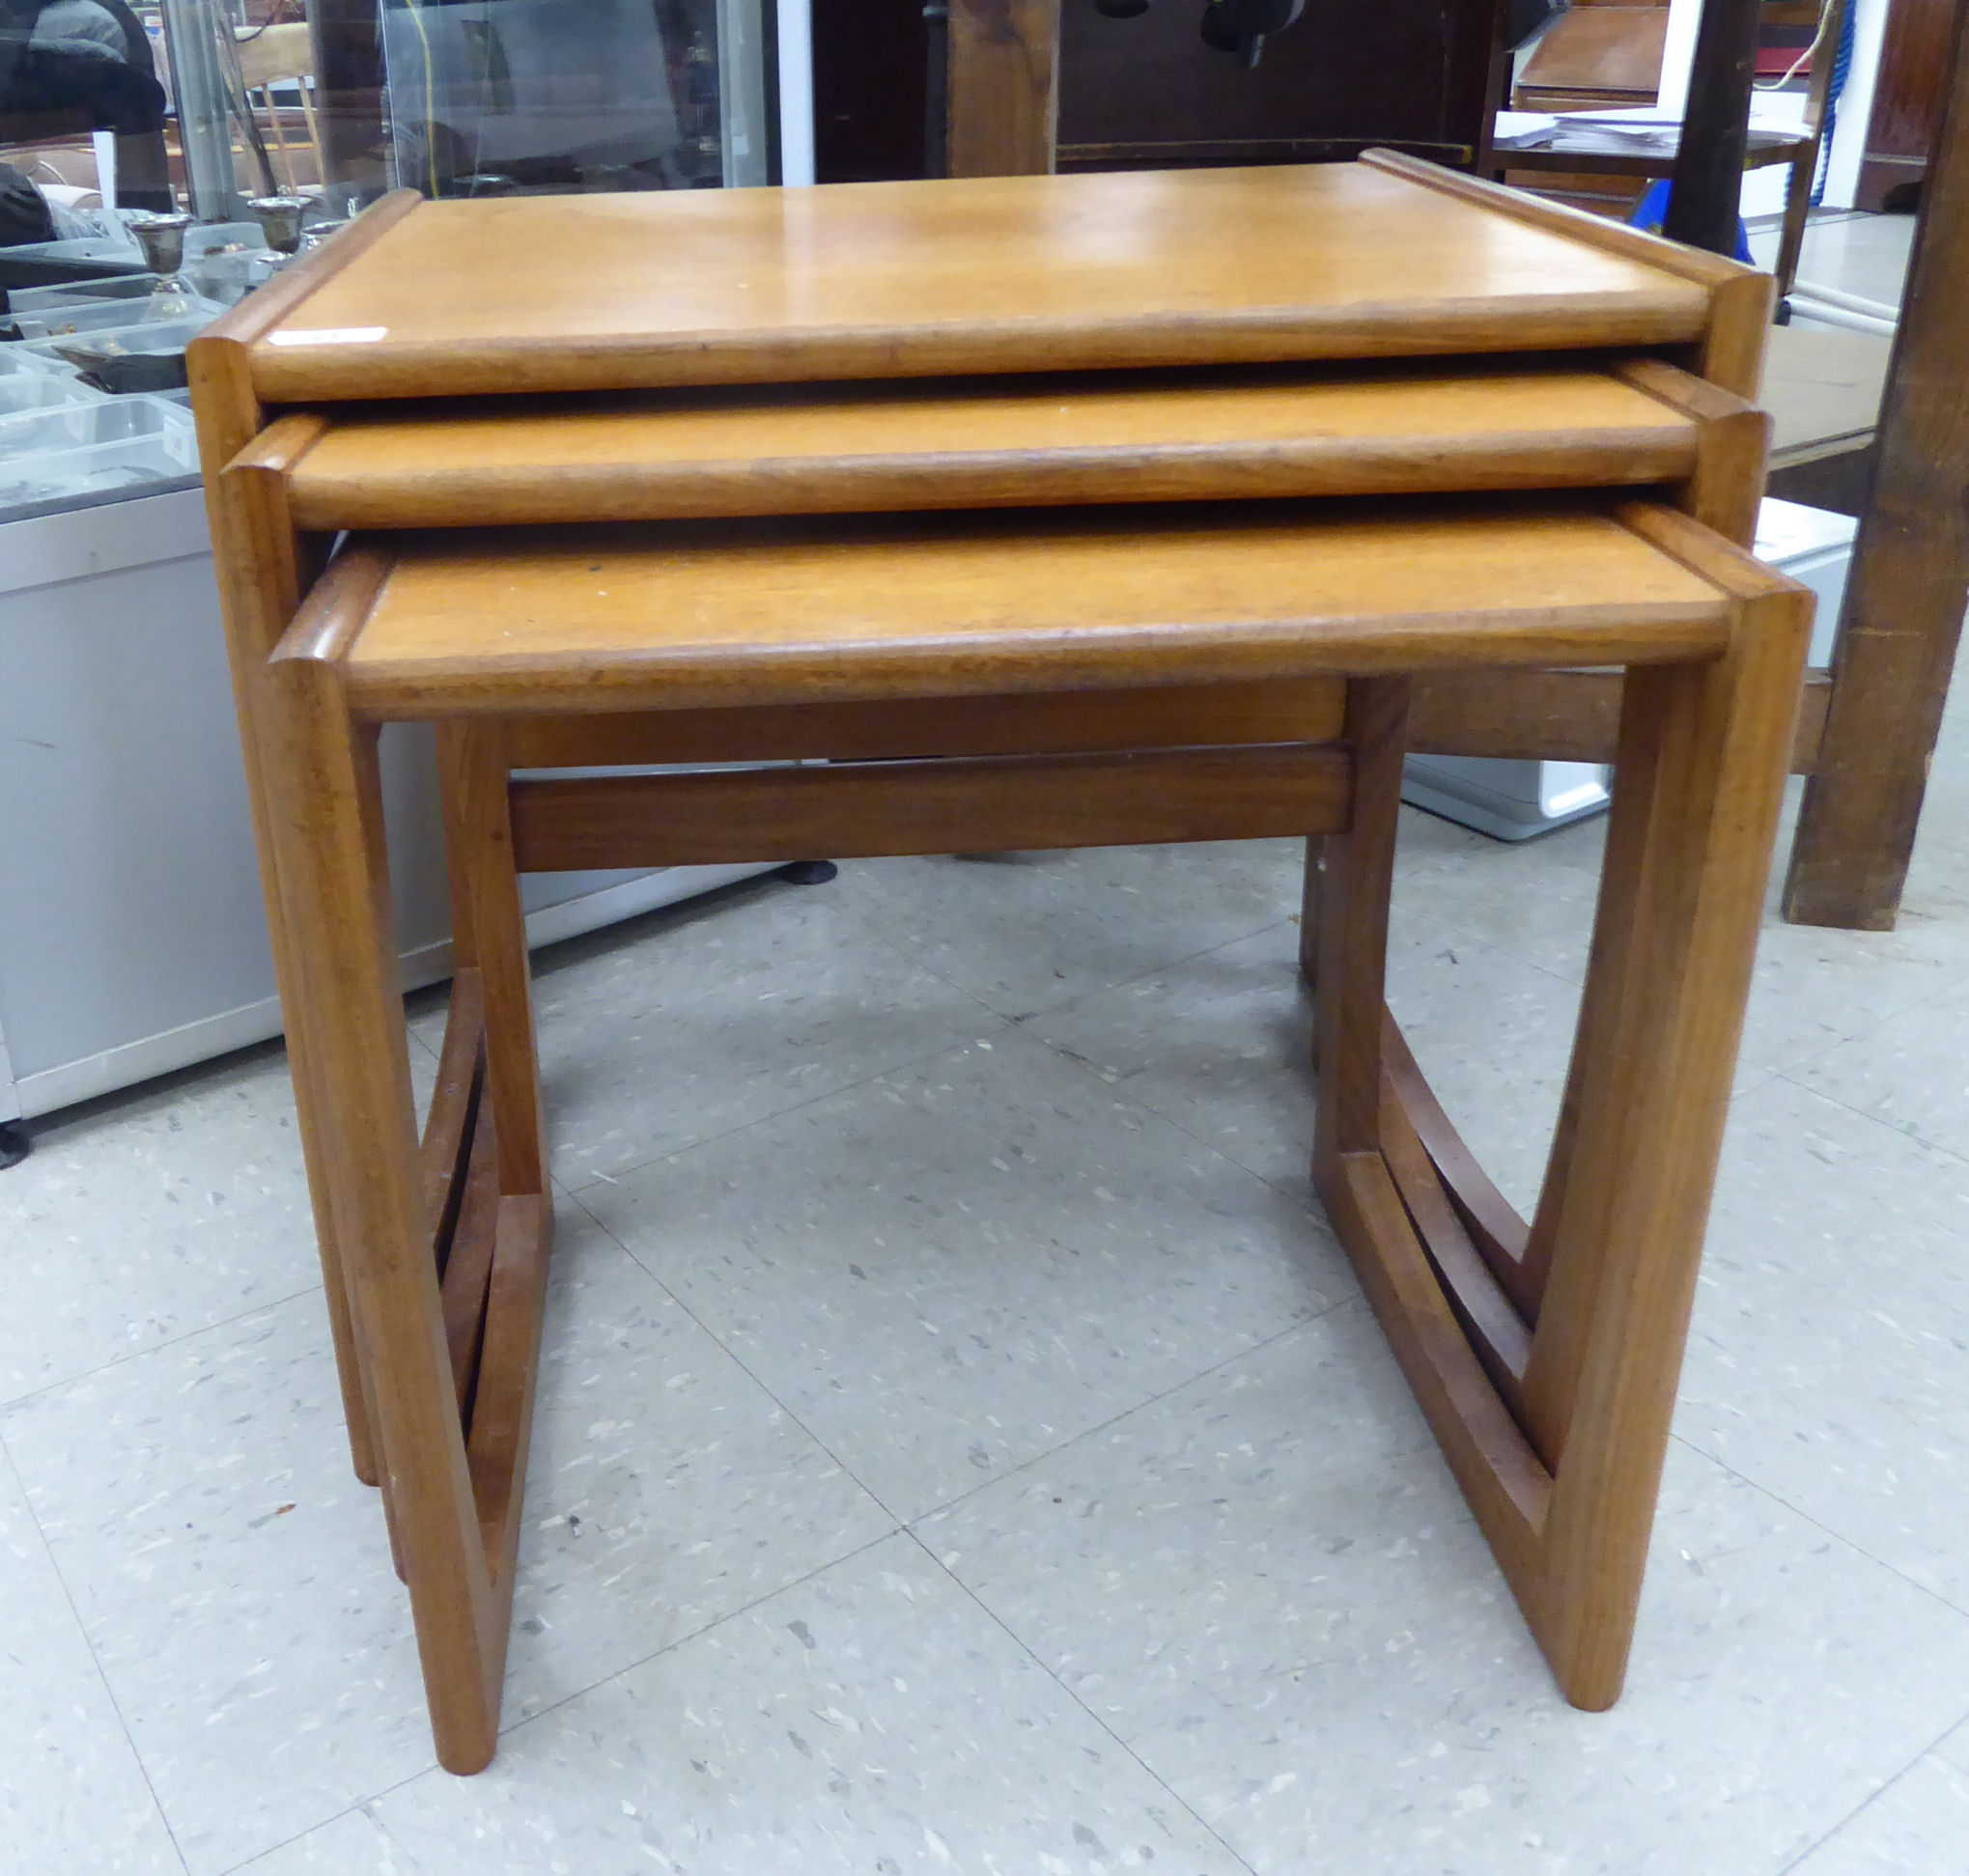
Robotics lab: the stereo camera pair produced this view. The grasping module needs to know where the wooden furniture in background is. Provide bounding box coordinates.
[946,0,1061,177]
[1514,2,1673,115]
[1766,0,1850,313]
[191,157,1801,1769]
[1785,0,1969,926]
[946,0,1061,176]
[944,0,1513,182]
[236,21,323,196]
[1505,0,1848,309]
[1857,0,1956,208]
[1054,0,1510,173]
[304,0,390,199]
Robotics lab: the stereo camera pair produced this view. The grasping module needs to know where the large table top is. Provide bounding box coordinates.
[239,163,1723,403]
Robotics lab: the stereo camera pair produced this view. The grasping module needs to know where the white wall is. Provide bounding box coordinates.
[1822,0,1890,209]
[1657,0,1889,214]
[776,0,815,185]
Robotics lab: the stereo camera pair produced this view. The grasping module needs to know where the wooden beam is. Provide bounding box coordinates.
[1665,0,1764,256]
[1409,668,1831,772]
[1785,0,1969,928]
[508,744,1352,871]
[947,0,1062,176]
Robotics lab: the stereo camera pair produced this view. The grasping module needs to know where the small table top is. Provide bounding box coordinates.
[237,163,1721,403]
[308,497,1740,718]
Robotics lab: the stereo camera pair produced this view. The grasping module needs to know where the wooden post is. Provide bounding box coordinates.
[1784,0,1969,929]
[307,0,392,201]
[1665,0,1764,255]
[946,0,1062,176]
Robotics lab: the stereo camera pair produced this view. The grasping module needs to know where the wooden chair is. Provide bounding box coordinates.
[1505,0,1850,312]
[235,21,322,196]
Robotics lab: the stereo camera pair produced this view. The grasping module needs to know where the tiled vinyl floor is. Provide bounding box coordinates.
[6,212,1966,1875]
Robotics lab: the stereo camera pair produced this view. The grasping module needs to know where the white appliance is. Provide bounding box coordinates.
[0,488,776,1128]
[1400,496,1856,843]
[1755,493,1857,666]
[1401,753,1613,843]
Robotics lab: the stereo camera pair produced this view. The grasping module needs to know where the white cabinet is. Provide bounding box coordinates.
[0,487,773,1123]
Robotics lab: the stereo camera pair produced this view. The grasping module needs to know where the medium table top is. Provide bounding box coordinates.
[240,164,1718,403]
[269,361,1702,528]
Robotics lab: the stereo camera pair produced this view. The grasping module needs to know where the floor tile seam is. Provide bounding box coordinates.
[841,856,1308,1003]
[891,1523,1261,1876]
[992,909,1299,1039]
[1749,967,1969,1081]
[1774,1713,1969,1874]
[1034,1026,1357,1235]
[899,1306,1361,1529]
[1393,838,1602,901]
[497,1524,907,1741]
[1765,1062,1969,1188]
[576,1150,1359,1536]
[555,1008,1020,1195]
[998,912,1303,1028]
[1667,1431,1969,1628]
[1012,1000,1333,1227]
[1393,897,1592,992]
[805,880,1190,1025]
[0,1281,324,1418]
[565,1189,914,1529]
[0,1423,192,1876]
[1013,993,1345,1229]
[403,1015,442,1065]
[214,1805,367,1876]
[212,1526,915,1873]
[576,1172,1357,1545]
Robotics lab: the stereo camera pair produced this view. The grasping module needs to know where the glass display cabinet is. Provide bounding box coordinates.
[0,0,792,1136]
[1,0,780,518]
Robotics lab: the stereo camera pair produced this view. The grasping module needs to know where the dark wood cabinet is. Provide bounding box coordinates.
[815,0,1509,182]
[811,0,930,183]
[1858,0,1956,209]
[1056,0,1509,172]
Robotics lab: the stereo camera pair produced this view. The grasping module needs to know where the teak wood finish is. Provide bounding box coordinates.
[251,497,1808,1772]
[240,161,1758,403]
[937,40,1959,929]
[191,156,1807,1774]
[1783,0,1969,928]
[266,363,1710,530]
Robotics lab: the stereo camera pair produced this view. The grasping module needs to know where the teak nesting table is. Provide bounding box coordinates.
[190,155,1810,1775]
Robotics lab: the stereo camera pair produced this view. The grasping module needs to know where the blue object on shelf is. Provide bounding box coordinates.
[1629,179,1755,263]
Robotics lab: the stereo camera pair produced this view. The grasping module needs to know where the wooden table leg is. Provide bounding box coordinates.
[1323,561,1809,1708]
[262,658,518,1776]
[1311,678,1409,1183]
[205,443,381,1492]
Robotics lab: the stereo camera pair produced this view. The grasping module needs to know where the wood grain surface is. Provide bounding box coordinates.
[947,0,1060,176]
[294,499,1739,716]
[271,362,1702,528]
[508,745,1354,868]
[244,164,1717,401]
